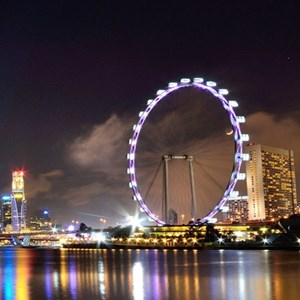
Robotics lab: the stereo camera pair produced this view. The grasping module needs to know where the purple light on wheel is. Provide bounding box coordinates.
[128,78,246,225]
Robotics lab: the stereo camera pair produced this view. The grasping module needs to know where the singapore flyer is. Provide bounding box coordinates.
[127,77,248,226]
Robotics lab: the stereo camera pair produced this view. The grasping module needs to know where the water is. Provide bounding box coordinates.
[0,248,300,300]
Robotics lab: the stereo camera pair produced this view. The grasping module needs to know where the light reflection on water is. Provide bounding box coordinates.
[0,248,300,299]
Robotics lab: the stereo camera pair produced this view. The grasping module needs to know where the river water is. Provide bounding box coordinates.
[0,247,300,300]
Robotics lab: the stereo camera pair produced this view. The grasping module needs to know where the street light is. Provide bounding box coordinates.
[262,237,269,244]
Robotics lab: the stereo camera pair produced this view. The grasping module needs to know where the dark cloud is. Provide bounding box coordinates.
[26,169,64,198]
[245,111,300,178]
[69,114,131,173]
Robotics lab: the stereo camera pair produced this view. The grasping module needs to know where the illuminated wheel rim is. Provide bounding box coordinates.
[127,77,246,225]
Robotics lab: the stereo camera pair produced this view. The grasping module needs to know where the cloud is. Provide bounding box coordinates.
[62,114,135,224]
[61,182,103,207]
[69,114,131,174]
[245,111,300,165]
[26,169,64,198]
[244,111,300,197]
[44,169,64,177]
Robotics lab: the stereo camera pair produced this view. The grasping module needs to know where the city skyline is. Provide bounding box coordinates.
[0,2,299,227]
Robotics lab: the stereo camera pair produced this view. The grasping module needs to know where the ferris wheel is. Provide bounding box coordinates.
[127,77,248,225]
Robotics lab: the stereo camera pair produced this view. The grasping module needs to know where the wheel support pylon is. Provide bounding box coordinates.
[162,154,197,224]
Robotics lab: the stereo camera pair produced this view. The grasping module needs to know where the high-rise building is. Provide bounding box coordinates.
[1,194,12,232]
[245,144,297,221]
[11,170,27,231]
[226,196,249,222]
[28,210,52,231]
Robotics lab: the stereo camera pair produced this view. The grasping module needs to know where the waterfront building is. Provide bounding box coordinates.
[245,144,297,221]
[28,210,52,231]
[1,194,12,232]
[11,170,27,231]
[131,222,281,244]
[226,196,249,222]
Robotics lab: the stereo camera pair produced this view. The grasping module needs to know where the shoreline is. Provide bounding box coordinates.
[61,242,300,251]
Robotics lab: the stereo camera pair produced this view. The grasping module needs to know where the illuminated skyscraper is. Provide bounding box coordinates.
[246,144,297,221]
[11,170,27,231]
[226,196,249,222]
[1,194,12,231]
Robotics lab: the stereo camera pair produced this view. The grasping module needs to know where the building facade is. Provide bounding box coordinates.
[246,144,297,221]
[28,210,52,231]
[1,195,12,232]
[11,170,27,231]
[226,196,249,222]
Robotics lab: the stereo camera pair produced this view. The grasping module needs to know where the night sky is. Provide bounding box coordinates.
[1,1,299,227]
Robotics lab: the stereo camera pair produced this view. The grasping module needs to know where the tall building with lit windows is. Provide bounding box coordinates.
[11,170,27,231]
[1,194,12,231]
[245,144,297,221]
[28,210,52,231]
[226,196,249,222]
